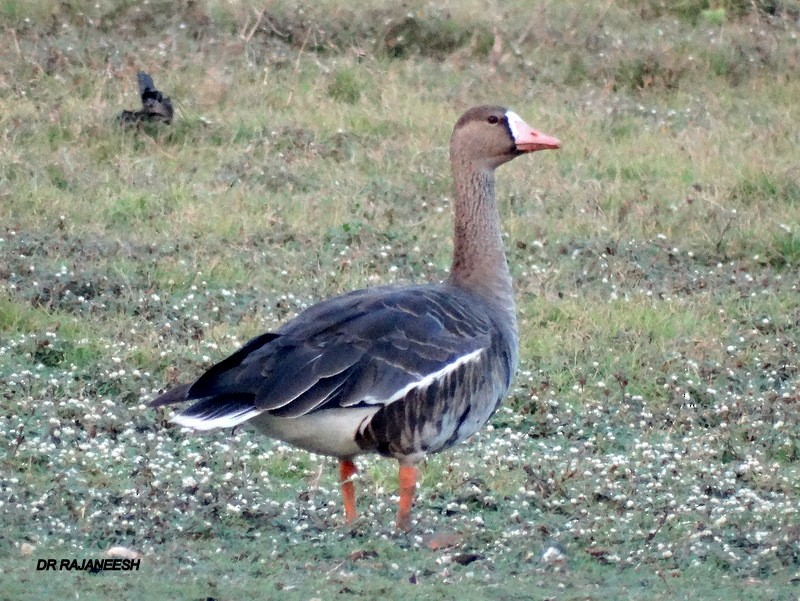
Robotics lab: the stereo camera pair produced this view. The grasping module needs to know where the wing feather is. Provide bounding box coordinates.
[165,285,493,428]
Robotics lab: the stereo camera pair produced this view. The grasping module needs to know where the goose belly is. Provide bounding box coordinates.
[250,407,380,458]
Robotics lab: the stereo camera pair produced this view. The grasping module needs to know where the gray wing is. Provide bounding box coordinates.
[153,285,492,428]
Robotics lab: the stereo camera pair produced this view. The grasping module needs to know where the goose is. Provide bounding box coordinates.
[151,106,560,531]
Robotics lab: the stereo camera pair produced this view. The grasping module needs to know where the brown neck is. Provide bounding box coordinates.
[447,156,515,321]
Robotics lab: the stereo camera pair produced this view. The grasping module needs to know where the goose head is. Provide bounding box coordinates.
[450,105,561,170]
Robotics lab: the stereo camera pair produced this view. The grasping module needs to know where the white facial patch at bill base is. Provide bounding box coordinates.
[504,110,530,144]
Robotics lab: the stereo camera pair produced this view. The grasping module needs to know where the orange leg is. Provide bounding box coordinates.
[396,464,418,532]
[338,459,358,525]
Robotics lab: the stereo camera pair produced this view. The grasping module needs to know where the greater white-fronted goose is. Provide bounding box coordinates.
[151,106,560,530]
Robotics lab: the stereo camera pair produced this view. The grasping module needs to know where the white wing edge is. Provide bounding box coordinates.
[171,407,263,430]
[361,347,485,406]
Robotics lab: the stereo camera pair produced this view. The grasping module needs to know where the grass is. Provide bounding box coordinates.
[1,0,799,598]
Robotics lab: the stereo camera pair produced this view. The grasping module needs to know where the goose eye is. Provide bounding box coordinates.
[487,115,499,124]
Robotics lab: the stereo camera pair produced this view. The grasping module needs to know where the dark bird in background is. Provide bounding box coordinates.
[118,72,174,125]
